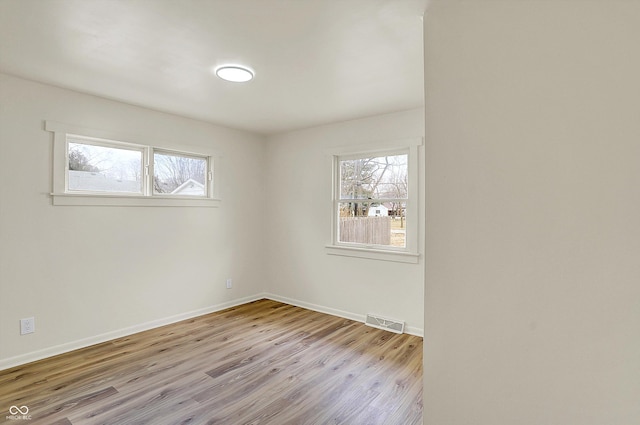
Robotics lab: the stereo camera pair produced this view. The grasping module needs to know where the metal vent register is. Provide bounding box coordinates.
[365,314,405,334]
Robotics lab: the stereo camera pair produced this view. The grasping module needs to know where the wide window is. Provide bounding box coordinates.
[46,121,219,207]
[327,139,421,263]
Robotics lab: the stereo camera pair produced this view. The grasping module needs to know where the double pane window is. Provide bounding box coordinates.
[65,135,211,198]
[336,151,409,249]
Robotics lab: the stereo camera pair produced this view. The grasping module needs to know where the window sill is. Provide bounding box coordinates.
[51,193,221,207]
[325,245,420,263]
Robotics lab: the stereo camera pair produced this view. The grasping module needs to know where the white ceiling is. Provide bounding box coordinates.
[0,0,427,135]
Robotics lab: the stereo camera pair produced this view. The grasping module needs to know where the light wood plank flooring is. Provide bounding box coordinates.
[1,299,422,424]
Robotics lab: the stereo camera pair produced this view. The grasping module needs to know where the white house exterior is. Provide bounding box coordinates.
[170,179,205,196]
[68,170,141,193]
[367,204,388,217]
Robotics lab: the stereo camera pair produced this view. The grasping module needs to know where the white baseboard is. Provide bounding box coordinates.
[0,292,423,371]
[0,294,263,371]
[265,292,366,321]
[262,293,424,337]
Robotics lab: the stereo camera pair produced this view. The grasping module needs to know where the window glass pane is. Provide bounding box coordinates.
[338,201,406,247]
[339,153,408,200]
[68,141,143,193]
[153,151,207,196]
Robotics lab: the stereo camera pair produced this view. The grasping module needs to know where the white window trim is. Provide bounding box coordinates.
[46,121,221,207]
[325,138,422,263]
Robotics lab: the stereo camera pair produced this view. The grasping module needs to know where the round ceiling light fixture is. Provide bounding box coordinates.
[215,65,254,83]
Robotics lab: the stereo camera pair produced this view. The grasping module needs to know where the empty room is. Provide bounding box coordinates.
[0,1,425,424]
[2,1,639,425]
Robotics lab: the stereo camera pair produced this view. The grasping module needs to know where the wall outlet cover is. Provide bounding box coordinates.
[20,317,35,335]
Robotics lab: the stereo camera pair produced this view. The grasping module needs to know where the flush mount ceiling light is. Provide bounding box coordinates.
[215,65,254,83]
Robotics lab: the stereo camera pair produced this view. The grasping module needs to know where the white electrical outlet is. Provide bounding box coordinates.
[20,317,35,335]
[226,278,232,289]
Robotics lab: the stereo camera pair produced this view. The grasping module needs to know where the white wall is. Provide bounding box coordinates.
[0,74,266,367]
[424,1,640,424]
[0,74,425,369]
[265,109,425,335]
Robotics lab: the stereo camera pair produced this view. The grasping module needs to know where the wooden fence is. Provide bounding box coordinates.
[339,216,391,245]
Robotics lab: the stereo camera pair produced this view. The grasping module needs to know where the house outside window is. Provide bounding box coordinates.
[326,138,422,263]
[337,151,408,248]
[46,121,219,207]
[67,137,145,195]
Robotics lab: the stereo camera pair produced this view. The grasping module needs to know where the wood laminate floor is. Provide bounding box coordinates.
[0,299,422,425]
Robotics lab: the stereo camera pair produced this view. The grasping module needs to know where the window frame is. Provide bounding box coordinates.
[46,121,220,207]
[325,138,422,263]
[151,148,212,198]
[66,134,148,196]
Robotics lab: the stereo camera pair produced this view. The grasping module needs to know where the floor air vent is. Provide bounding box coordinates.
[365,314,405,334]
